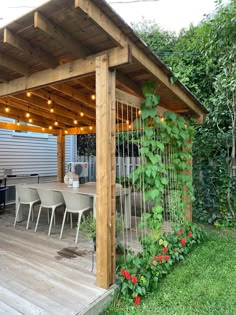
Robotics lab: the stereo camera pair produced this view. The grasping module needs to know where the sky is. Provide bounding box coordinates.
[0,0,226,33]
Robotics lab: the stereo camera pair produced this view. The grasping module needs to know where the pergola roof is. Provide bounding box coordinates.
[0,0,207,133]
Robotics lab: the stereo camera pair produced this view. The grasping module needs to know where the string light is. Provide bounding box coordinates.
[80,111,84,117]
[5,105,10,112]
[54,121,58,126]
[160,117,165,122]
[129,124,132,129]
[89,126,93,130]
[49,126,52,130]
[16,121,20,126]
[64,130,68,134]
[28,118,33,123]
[26,91,32,97]
[80,127,84,131]
[47,97,52,105]
[138,109,141,115]
[91,94,96,101]
[74,117,78,125]
[26,106,30,118]
[50,106,54,113]
[42,127,45,131]
[126,120,129,125]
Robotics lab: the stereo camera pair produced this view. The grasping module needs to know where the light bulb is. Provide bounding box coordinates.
[65,130,68,134]
[49,126,52,130]
[29,118,33,123]
[91,94,96,100]
[47,98,52,105]
[74,119,78,125]
[26,91,32,97]
[42,127,45,131]
[5,106,10,113]
[160,117,164,122]
[80,112,84,117]
[138,110,141,115]
[89,126,93,130]
[16,121,20,126]
[129,125,132,129]
[26,112,30,118]
[50,107,54,113]
[54,121,58,126]
[126,120,129,125]
[80,127,84,131]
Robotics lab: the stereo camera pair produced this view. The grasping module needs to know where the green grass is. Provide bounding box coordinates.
[103,228,236,315]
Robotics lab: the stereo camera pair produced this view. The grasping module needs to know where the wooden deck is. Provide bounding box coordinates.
[0,205,108,315]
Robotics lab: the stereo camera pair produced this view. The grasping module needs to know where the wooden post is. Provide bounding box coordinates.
[57,130,65,183]
[96,54,116,288]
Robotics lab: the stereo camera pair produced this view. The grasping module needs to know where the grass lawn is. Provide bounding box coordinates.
[104,228,236,315]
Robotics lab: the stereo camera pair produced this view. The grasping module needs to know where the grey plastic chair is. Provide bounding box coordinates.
[14,185,40,230]
[60,192,93,243]
[35,189,65,236]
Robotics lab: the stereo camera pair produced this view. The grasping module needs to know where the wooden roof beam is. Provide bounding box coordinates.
[34,11,89,58]
[3,28,57,69]
[116,72,143,97]
[0,46,131,97]
[0,52,29,75]
[0,106,57,130]
[50,83,96,110]
[32,88,96,121]
[0,121,58,135]
[4,98,75,127]
[11,94,94,125]
[75,0,128,47]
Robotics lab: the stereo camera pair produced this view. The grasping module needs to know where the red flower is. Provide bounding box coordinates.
[157,256,163,263]
[180,238,186,246]
[153,256,157,261]
[162,247,169,253]
[164,255,170,261]
[134,296,141,306]
[121,269,126,276]
[187,231,193,237]
[131,276,137,284]
[125,270,130,280]
[177,229,184,236]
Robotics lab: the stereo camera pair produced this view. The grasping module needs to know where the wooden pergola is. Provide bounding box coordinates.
[0,0,207,289]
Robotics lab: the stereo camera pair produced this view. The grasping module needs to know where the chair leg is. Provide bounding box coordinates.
[26,204,33,230]
[75,212,82,244]
[35,205,42,232]
[47,208,50,224]
[48,207,56,236]
[60,209,68,240]
[31,209,34,221]
[14,203,21,227]
[70,213,73,229]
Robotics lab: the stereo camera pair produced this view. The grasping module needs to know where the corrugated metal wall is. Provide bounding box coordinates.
[0,117,77,178]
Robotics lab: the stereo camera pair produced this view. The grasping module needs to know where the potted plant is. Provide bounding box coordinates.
[80,212,123,251]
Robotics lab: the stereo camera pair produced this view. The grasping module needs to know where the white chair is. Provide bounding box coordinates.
[14,185,40,230]
[35,189,65,236]
[60,192,93,243]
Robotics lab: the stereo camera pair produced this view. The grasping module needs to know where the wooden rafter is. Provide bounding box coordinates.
[0,106,55,129]
[5,97,75,127]
[34,11,89,58]
[3,28,57,69]
[10,94,94,125]
[32,88,96,121]
[116,72,143,97]
[50,83,96,110]
[75,0,128,47]
[0,52,29,75]
[0,46,131,97]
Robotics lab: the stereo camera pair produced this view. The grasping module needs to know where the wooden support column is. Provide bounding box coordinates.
[96,54,116,288]
[57,130,65,183]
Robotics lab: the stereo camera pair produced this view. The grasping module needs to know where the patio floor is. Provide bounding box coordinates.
[0,205,109,315]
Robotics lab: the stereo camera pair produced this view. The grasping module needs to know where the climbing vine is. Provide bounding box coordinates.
[132,82,194,238]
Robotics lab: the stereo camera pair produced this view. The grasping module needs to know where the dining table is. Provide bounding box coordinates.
[15,182,132,229]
